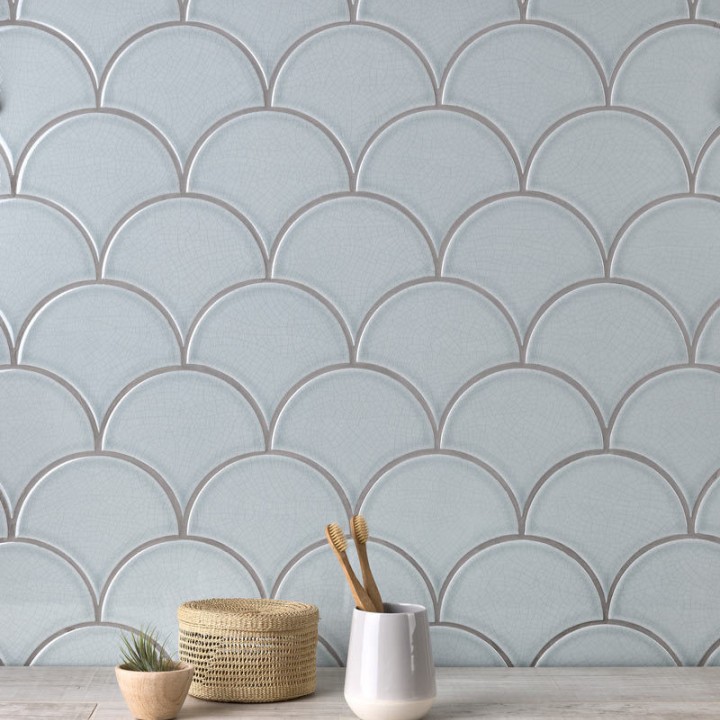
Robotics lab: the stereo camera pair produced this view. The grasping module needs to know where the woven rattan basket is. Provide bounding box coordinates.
[177,598,319,702]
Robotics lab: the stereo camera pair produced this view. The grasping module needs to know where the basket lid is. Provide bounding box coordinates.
[178,598,318,632]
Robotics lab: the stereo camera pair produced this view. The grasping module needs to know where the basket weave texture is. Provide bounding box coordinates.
[177,598,319,702]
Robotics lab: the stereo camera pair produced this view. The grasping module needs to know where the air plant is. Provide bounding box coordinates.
[119,627,179,672]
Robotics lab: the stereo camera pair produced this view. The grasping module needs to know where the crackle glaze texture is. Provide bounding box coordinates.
[1,0,720,669]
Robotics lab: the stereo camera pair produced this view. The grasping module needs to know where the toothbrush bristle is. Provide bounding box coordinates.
[326,522,347,553]
[352,515,369,544]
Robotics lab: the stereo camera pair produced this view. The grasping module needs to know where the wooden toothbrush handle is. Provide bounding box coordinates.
[356,542,383,612]
[336,551,378,612]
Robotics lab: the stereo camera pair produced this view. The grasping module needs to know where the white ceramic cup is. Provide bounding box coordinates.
[344,602,436,720]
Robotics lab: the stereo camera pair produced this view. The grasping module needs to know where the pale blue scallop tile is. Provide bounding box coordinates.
[187,111,349,252]
[611,368,720,507]
[0,198,96,342]
[444,24,604,162]
[442,369,603,506]
[188,283,349,421]
[527,111,689,250]
[430,625,507,667]
[358,109,519,250]
[103,370,265,509]
[188,455,347,594]
[696,308,720,365]
[610,539,720,665]
[441,540,603,666]
[0,543,95,664]
[443,196,603,334]
[525,455,687,591]
[0,26,95,167]
[526,0,688,78]
[186,0,348,82]
[16,456,177,594]
[697,0,720,20]
[357,0,518,82]
[103,197,265,336]
[17,0,180,79]
[273,368,435,505]
[526,284,688,420]
[273,196,435,333]
[360,454,518,590]
[0,505,7,539]
[0,369,95,508]
[613,25,720,164]
[102,25,264,162]
[536,625,676,667]
[0,334,9,365]
[696,134,720,195]
[694,476,720,536]
[274,25,435,161]
[357,282,518,418]
[102,540,260,656]
[31,626,125,666]
[18,285,180,423]
[611,197,720,336]
[17,113,179,253]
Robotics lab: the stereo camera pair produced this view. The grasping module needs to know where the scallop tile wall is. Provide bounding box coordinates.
[0,1,719,668]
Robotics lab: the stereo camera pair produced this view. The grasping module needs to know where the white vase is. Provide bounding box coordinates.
[344,603,436,720]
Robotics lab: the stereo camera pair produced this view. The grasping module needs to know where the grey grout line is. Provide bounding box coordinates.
[699,636,720,666]
[691,299,720,362]
[430,621,513,667]
[316,635,343,667]
[530,619,683,668]
[690,469,720,533]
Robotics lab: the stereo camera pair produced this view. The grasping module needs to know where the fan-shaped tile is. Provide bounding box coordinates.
[186,0,348,81]
[274,26,434,161]
[698,0,720,20]
[612,198,720,336]
[17,0,180,78]
[0,2,7,19]
[0,152,10,194]
[358,282,518,418]
[17,113,179,253]
[696,307,720,364]
[357,0,517,83]
[443,197,603,333]
[0,369,94,507]
[526,284,688,418]
[611,368,720,505]
[358,109,518,249]
[18,285,180,422]
[527,111,689,249]
[187,111,348,251]
[273,368,434,504]
[103,540,259,656]
[444,25,603,162]
[694,475,720,536]
[103,26,263,162]
[188,284,348,420]
[0,506,7,539]
[104,197,265,335]
[430,626,507,667]
[103,371,264,509]
[361,454,517,589]
[0,26,94,166]
[276,543,433,662]
[536,625,676,667]
[0,333,9,365]
[31,625,125,665]
[613,26,720,164]
[441,540,603,666]
[526,0,687,78]
[704,644,720,666]
[696,133,720,195]
[0,198,95,341]
[273,196,434,333]
[0,543,94,664]
[188,455,346,593]
[526,455,686,590]
[16,456,177,594]
[442,369,602,505]
[610,539,720,665]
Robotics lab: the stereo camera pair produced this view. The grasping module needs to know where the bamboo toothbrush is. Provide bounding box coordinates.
[325,522,379,612]
[351,515,384,613]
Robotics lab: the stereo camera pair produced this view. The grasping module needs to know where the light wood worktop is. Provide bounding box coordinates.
[1,667,720,719]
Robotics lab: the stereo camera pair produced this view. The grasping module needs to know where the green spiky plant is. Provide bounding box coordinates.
[119,627,180,672]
